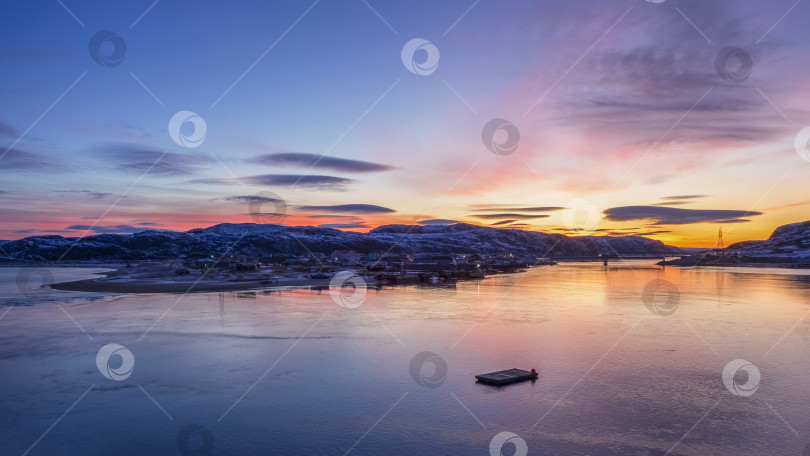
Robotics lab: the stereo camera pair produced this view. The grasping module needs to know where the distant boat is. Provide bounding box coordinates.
[309,273,330,280]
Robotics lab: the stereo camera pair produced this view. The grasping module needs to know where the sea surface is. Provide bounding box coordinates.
[1,262,810,455]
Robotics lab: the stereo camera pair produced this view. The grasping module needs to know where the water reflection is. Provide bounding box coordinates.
[1,262,808,455]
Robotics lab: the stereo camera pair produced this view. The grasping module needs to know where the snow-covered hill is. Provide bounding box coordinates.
[727,220,810,258]
[0,223,681,262]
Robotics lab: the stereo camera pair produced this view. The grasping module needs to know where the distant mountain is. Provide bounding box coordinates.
[0,223,681,262]
[728,220,810,259]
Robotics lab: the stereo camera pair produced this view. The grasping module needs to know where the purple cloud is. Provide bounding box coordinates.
[0,122,20,138]
[297,204,395,213]
[65,224,146,234]
[470,213,551,220]
[55,190,113,199]
[101,144,214,176]
[253,153,394,173]
[318,223,370,229]
[0,149,54,171]
[418,219,459,226]
[471,206,565,212]
[603,206,762,225]
[195,175,355,191]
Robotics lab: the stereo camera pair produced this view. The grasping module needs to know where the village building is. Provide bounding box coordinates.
[330,249,363,265]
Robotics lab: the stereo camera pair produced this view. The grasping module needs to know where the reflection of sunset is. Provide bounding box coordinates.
[446,262,810,368]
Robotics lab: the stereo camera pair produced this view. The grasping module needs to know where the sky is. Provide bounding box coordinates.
[1,0,809,247]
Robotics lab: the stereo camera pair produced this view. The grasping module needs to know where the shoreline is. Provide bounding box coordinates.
[42,259,810,294]
[47,266,483,294]
[50,277,336,294]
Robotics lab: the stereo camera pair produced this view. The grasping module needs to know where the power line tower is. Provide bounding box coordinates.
[716,227,724,250]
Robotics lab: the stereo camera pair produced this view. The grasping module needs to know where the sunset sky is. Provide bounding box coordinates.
[1,0,809,247]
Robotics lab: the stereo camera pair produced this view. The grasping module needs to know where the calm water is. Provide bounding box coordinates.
[2,262,810,455]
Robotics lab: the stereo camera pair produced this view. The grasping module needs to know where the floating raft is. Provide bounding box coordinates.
[475,368,538,386]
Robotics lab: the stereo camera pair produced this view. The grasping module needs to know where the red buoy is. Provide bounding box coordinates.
[531,368,536,374]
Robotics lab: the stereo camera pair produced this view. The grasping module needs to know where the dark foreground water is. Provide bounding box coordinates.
[1,262,810,455]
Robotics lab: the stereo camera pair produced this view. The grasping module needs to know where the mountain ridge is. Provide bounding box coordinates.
[0,222,681,262]
[727,220,810,257]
